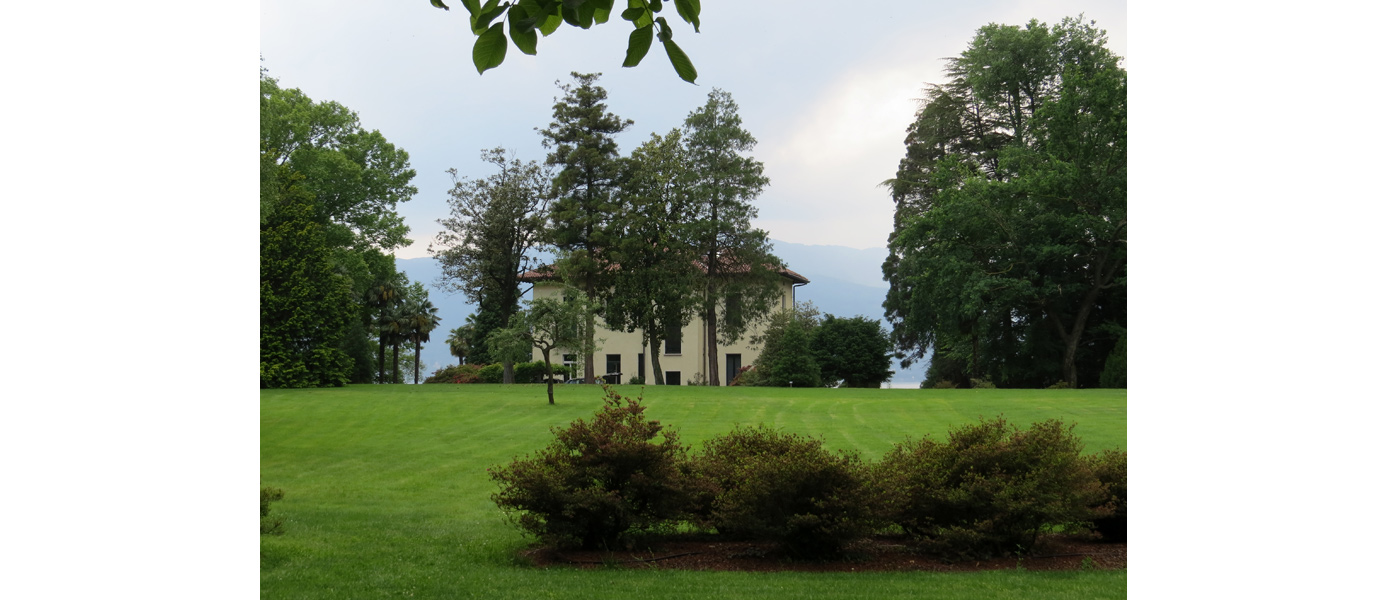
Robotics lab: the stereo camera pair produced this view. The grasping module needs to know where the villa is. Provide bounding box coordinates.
[519,261,810,386]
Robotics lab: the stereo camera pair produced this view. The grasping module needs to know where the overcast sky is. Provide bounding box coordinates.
[261,0,1127,258]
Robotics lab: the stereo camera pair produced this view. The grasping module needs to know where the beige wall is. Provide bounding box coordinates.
[529,281,797,385]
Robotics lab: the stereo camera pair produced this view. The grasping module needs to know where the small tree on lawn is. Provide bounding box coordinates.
[503,289,593,404]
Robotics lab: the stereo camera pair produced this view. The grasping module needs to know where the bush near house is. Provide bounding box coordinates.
[1085,448,1127,542]
[689,425,876,558]
[487,391,1123,560]
[874,417,1106,559]
[487,386,691,549]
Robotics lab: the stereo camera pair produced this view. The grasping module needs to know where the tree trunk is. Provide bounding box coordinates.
[503,359,515,384]
[648,330,664,385]
[543,351,555,404]
[414,342,422,384]
[377,332,387,384]
[392,343,401,384]
[584,317,596,383]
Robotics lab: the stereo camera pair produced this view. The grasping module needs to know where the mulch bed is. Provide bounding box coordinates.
[524,533,1126,573]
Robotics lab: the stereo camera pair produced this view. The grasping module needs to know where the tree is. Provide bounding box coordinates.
[539,72,632,384]
[748,303,821,388]
[883,16,1126,388]
[485,318,533,384]
[503,290,594,404]
[604,129,703,385]
[260,164,356,388]
[260,73,417,252]
[809,315,894,388]
[406,296,442,384]
[364,277,405,382]
[683,89,783,385]
[429,0,703,83]
[447,321,475,366]
[433,147,553,381]
[261,70,419,387]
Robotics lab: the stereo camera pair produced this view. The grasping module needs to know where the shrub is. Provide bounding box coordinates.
[627,375,644,385]
[512,360,570,384]
[1046,381,1071,389]
[929,379,957,389]
[728,365,756,386]
[478,363,504,383]
[876,417,1103,559]
[260,487,285,535]
[1085,448,1127,542]
[969,378,997,389]
[487,386,690,549]
[424,364,483,384]
[689,425,875,558]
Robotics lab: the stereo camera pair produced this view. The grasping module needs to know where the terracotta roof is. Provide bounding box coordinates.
[519,256,809,284]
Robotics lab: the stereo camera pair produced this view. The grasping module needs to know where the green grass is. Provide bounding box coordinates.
[261,384,1127,599]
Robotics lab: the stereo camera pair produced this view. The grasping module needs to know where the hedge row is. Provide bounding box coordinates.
[487,387,1127,559]
[424,361,571,384]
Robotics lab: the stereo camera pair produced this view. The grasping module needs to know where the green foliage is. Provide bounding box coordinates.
[684,89,782,384]
[1099,333,1127,388]
[540,72,632,383]
[433,148,551,365]
[434,0,703,82]
[970,378,997,389]
[809,315,895,388]
[424,364,485,384]
[261,70,417,388]
[607,128,703,386]
[626,375,645,385]
[511,360,570,384]
[884,16,1126,389]
[753,313,821,388]
[876,417,1104,559]
[506,291,595,402]
[1085,448,1127,542]
[689,425,875,558]
[261,487,286,535]
[488,386,690,549]
[478,363,505,383]
[260,166,355,389]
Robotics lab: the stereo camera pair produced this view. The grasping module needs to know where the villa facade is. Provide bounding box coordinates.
[519,264,810,386]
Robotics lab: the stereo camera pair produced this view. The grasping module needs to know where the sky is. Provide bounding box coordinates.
[260,0,1128,258]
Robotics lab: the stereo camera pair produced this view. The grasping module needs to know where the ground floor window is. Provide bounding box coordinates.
[665,371,681,386]
[606,354,621,376]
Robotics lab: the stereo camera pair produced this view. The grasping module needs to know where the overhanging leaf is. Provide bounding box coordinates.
[662,39,696,83]
[656,16,672,42]
[622,25,652,67]
[463,0,482,15]
[674,0,700,32]
[431,0,450,11]
[473,22,509,74]
[592,0,614,24]
[538,11,563,35]
[509,17,540,54]
[474,0,510,34]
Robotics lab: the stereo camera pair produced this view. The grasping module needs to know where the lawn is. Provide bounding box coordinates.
[261,384,1127,599]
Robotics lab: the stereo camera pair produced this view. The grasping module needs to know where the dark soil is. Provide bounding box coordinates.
[524,533,1126,573]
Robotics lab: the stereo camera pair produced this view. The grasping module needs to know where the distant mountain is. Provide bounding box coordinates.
[395,240,926,385]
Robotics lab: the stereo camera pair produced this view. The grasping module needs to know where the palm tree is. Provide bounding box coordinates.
[406,299,442,384]
[365,280,400,384]
[447,320,474,366]
[381,301,411,384]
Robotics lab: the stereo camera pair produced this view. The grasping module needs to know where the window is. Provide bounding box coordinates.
[606,354,621,375]
[562,354,577,378]
[665,371,681,386]
[637,353,645,382]
[664,319,682,355]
